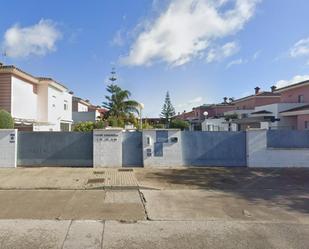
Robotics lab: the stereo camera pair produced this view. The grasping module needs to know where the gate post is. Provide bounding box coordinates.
[93,129,123,168]
[0,129,17,168]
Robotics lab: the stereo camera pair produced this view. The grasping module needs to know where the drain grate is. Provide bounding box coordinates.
[93,171,105,174]
[118,169,133,172]
[87,178,105,184]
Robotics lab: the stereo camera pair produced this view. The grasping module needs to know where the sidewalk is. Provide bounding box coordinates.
[1,219,308,249]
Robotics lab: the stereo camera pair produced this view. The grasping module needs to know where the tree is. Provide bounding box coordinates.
[170,119,189,130]
[102,68,140,124]
[0,109,14,129]
[160,91,175,127]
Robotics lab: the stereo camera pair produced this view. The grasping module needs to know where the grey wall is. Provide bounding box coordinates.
[72,112,96,123]
[18,132,93,167]
[122,131,143,167]
[181,131,247,167]
[267,130,309,148]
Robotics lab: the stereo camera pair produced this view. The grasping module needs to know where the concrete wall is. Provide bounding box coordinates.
[0,129,17,168]
[18,132,93,167]
[247,130,309,167]
[182,131,247,167]
[93,129,122,168]
[143,129,183,167]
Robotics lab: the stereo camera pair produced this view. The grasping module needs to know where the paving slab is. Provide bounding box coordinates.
[62,220,104,249]
[141,189,309,222]
[0,219,70,249]
[0,168,139,190]
[0,190,73,219]
[0,190,145,221]
[103,220,309,249]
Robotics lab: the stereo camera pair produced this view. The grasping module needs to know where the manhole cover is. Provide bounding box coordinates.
[93,171,105,174]
[118,169,133,172]
[87,178,105,184]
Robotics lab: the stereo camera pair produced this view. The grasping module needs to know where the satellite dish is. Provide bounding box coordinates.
[203,111,208,117]
[139,103,145,109]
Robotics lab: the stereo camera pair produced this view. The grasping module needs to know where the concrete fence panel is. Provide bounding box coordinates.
[17,131,93,167]
[181,131,247,167]
[0,129,17,168]
[267,130,309,148]
[247,130,309,168]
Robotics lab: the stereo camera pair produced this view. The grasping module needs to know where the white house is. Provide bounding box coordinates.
[72,96,105,124]
[0,63,73,131]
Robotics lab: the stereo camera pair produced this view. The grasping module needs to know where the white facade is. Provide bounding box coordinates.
[77,102,88,112]
[204,103,308,132]
[10,75,72,131]
[252,103,306,130]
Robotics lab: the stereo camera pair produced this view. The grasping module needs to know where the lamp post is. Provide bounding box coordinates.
[139,103,144,130]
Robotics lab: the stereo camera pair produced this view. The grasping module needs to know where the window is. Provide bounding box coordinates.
[64,101,68,110]
[298,95,304,103]
[305,121,309,130]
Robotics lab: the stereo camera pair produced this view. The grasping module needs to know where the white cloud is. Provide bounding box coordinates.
[122,0,260,67]
[2,19,61,58]
[253,50,261,60]
[206,42,239,63]
[177,96,203,111]
[276,75,309,88]
[290,38,309,58]
[111,30,125,47]
[226,58,245,68]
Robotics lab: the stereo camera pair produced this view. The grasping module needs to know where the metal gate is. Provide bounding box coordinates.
[122,131,143,167]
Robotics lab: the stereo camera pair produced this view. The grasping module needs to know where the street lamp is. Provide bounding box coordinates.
[139,103,144,130]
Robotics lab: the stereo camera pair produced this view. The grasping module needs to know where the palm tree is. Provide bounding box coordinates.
[102,84,139,119]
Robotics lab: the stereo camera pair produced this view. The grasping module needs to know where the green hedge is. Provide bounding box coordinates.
[0,109,14,129]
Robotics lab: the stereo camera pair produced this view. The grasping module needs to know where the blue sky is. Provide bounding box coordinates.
[1,0,309,117]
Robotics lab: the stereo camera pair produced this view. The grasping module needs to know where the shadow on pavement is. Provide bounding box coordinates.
[136,167,309,214]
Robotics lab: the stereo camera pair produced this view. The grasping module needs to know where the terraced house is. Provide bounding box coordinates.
[0,62,73,131]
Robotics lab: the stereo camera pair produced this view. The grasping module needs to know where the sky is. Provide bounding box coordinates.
[1,0,309,117]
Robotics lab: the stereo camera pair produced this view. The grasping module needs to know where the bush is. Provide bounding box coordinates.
[153,123,165,129]
[0,109,14,129]
[170,119,189,130]
[107,116,125,128]
[73,120,108,132]
[73,121,95,132]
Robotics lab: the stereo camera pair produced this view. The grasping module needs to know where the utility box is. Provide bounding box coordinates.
[93,129,123,167]
[0,129,17,168]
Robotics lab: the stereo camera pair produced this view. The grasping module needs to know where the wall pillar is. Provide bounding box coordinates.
[93,129,123,167]
[0,129,17,168]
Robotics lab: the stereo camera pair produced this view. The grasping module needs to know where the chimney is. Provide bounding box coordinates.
[223,97,228,104]
[254,87,260,95]
[271,85,277,92]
